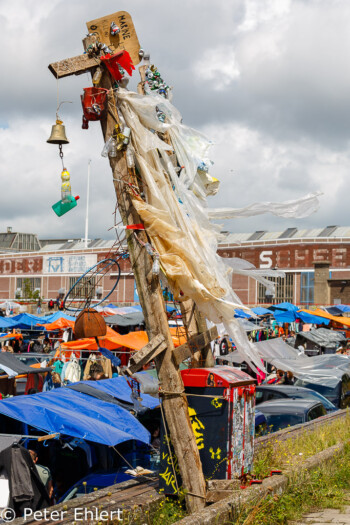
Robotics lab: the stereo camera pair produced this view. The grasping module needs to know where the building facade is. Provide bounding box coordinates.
[218,226,350,306]
[0,239,135,304]
[1,227,350,307]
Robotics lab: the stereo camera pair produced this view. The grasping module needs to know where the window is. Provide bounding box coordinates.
[265,413,303,432]
[265,391,284,402]
[258,274,294,304]
[300,272,314,306]
[69,276,96,299]
[16,278,41,299]
[307,404,326,421]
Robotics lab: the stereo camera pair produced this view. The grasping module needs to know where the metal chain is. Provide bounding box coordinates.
[59,144,65,170]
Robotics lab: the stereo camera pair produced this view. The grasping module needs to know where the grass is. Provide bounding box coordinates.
[234,411,350,524]
[253,411,350,479]
[149,495,187,525]
[232,443,350,524]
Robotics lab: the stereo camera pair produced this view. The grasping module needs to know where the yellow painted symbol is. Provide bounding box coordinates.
[188,407,205,449]
[209,447,222,460]
[211,397,223,409]
[159,467,177,491]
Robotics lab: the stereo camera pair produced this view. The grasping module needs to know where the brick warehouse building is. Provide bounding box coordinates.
[1,227,350,307]
[218,226,350,307]
[0,236,135,304]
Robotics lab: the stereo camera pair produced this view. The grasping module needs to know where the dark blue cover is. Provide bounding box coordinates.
[72,377,160,409]
[0,388,150,446]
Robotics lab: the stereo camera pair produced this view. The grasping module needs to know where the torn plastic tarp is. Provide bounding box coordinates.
[296,328,346,349]
[207,192,322,220]
[105,311,144,326]
[225,345,350,389]
[115,89,322,374]
[223,258,285,298]
[0,388,150,446]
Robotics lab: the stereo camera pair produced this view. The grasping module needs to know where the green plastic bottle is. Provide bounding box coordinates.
[52,195,80,217]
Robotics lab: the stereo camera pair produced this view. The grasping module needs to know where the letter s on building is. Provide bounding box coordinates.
[259,251,273,269]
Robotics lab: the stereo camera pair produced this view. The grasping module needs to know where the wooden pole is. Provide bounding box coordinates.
[81,36,207,512]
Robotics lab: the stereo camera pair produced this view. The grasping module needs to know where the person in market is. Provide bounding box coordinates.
[276,369,285,384]
[37,298,41,315]
[29,450,54,501]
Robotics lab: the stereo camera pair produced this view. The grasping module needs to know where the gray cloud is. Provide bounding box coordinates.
[1,0,350,240]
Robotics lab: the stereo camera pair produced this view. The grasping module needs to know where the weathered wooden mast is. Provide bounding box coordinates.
[48,11,211,512]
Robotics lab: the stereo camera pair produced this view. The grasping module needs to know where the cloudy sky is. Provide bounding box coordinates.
[1,0,350,240]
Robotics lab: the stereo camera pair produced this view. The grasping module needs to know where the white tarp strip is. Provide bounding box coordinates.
[207,192,322,220]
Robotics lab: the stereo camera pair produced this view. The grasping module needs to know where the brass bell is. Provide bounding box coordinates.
[47,119,69,144]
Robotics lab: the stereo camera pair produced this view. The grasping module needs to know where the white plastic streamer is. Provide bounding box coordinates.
[208,192,322,220]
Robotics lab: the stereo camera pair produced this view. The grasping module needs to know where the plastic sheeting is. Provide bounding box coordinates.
[0,317,16,330]
[105,312,144,326]
[255,339,350,388]
[0,353,51,378]
[334,305,350,313]
[115,89,321,373]
[67,376,159,409]
[223,258,286,298]
[299,308,350,328]
[0,388,150,446]
[296,328,346,349]
[207,192,321,220]
[297,311,330,325]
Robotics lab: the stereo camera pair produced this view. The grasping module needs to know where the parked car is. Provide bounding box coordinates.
[294,374,350,409]
[255,410,267,436]
[58,470,134,502]
[255,385,337,413]
[257,399,327,433]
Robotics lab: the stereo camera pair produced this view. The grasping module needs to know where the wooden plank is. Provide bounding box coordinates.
[125,334,167,376]
[179,300,215,368]
[86,11,141,66]
[49,54,100,78]
[173,326,218,366]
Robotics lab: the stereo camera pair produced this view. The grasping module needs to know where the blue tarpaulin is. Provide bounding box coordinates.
[0,317,16,330]
[9,313,46,329]
[335,304,350,313]
[297,310,330,325]
[234,309,252,319]
[71,377,160,410]
[268,302,298,323]
[0,388,150,446]
[40,312,76,323]
[251,307,272,316]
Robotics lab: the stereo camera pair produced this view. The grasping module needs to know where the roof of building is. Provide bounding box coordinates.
[220,226,350,246]
[38,239,116,252]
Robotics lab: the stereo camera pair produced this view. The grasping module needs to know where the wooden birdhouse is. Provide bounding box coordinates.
[74,308,107,339]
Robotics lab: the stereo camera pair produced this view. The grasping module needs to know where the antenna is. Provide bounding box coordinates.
[84,159,91,248]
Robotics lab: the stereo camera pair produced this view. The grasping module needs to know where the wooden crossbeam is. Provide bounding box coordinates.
[124,334,167,376]
[172,326,218,367]
[49,54,100,79]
